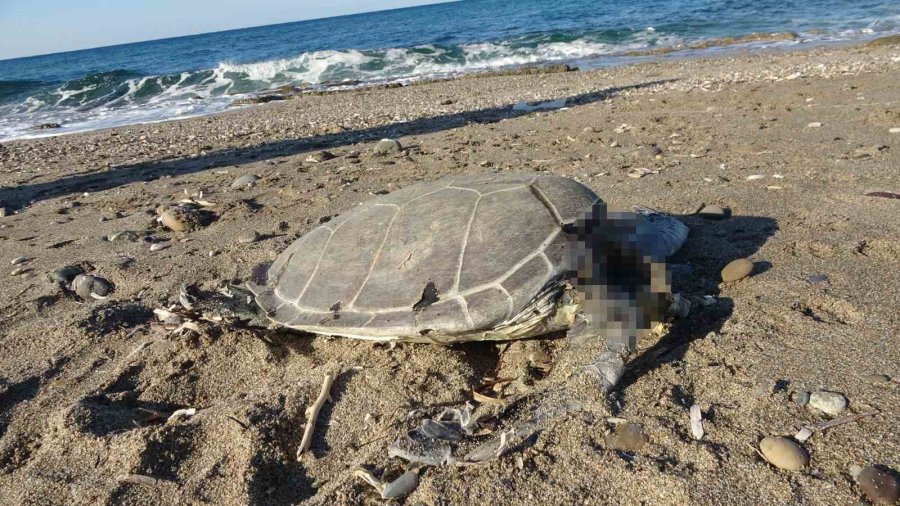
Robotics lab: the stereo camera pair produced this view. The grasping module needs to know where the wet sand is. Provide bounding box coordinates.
[0,40,898,505]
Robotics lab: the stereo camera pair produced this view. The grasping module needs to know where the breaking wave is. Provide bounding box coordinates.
[1,21,897,141]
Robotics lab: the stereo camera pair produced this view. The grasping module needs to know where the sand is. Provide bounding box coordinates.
[0,40,898,505]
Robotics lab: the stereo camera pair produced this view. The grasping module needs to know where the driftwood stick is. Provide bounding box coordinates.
[297,371,336,459]
[809,411,879,431]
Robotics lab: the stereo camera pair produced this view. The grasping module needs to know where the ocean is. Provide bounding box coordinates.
[0,0,897,142]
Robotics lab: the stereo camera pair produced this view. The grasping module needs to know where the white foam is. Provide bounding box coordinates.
[2,24,898,142]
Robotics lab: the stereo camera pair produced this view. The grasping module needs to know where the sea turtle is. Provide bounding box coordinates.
[249,172,688,394]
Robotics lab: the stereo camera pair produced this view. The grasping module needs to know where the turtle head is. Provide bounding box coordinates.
[565,202,672,352]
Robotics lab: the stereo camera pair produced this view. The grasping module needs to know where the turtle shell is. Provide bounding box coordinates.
[252,173,599,342]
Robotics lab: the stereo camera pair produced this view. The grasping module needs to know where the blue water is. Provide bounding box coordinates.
[0,0,897,141]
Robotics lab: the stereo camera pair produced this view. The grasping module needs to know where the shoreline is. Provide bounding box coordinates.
[0,36,898,505]
[2,33,898,144]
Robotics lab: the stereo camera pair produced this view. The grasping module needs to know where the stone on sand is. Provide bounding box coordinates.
[238,230,260,244]
[721,259,754,282]
[374,138,402,154]
[231,174,258,188]
[72,274,113,300]
[858,466,900,505]
[759,436,809,471]
[697,204,729,220]
[808,391,847,415]
[306,151,336,163]
[108,230,141,242]
[793,391,811,406]
[862,374,891,384]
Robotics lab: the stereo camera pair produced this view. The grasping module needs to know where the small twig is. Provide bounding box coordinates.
[226,415,249,430]
[354,432,392,450]
[746,442,766,460]
[808,411,879,432]
[297,371,337,458]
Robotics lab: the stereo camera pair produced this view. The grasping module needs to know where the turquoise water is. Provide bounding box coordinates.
[0,0,897,141]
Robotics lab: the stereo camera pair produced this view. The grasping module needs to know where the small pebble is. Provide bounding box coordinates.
[759,436,809,471]
[238,231,260,244]
[11,256,30,265]
[10,267,29,276]
[306,151,336,163]
[108,230,141,242]
[604,422,648,452]
[808,274,829,284]
[858,466,900,505]
[697,204,729,220]
[149,243,168,252]
[231,174,258,188]
[850,464,864,480]
[807,122,822,128]
[889,127,900,134]
[374,138,402,154]
[808,390,847,415]
[793,391,811,406]
[721,258,754,282]
[862,374,891,384]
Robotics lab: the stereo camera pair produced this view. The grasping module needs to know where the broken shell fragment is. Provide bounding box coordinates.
[605,422,648,452]
[689,404,704,440]
[627,167,659,178]
[354,468,420,500]
[381,470,420,500]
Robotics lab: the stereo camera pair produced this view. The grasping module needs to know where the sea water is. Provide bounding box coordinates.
[0,0,897,141]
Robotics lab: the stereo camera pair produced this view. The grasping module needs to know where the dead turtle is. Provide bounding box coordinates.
[249,173,687,393]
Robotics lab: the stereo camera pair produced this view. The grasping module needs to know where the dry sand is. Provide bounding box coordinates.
[0,41,898,505]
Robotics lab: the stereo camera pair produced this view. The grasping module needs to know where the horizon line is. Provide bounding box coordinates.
[0,0,461,63]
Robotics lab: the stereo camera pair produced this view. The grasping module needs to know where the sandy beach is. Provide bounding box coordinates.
[1,39,899,505]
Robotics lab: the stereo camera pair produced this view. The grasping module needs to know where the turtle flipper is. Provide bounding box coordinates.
[565,317,632,393]
[586,348,628,393]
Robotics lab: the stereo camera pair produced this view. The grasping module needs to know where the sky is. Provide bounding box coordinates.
[0,0,450,60]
